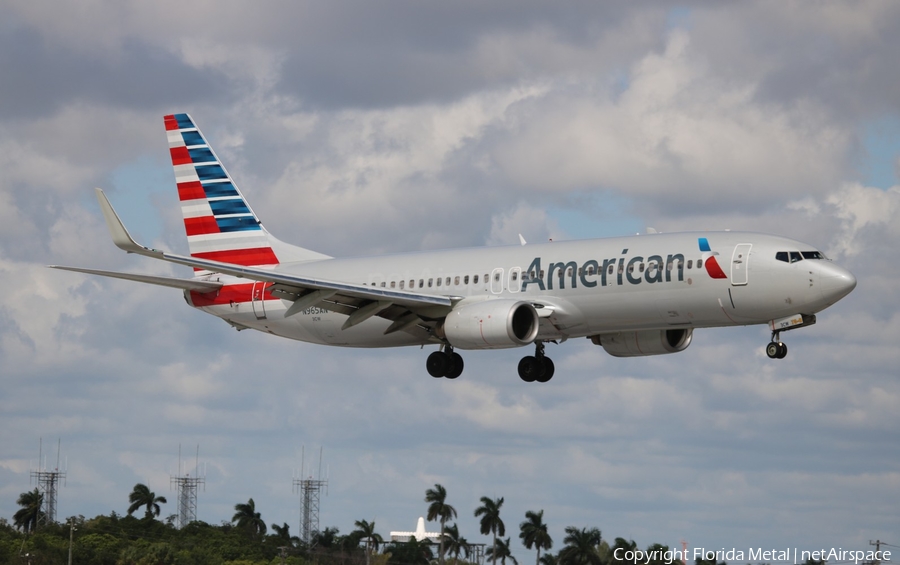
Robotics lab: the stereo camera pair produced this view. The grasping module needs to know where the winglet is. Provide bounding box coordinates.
[95,188,153,255]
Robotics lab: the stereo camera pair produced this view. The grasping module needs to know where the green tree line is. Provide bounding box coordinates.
[4,482,797,565]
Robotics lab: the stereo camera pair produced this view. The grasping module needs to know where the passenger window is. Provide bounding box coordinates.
[511,272,518,281]
[380,282,385,288]
[494,272,500,282]
[567,267,574,277]
[608,265,614,275]
[639,263,645,272]
[587,265,595,275]
[539,270,545,278]
[399,281,404,289]
[419,279,424,288]
[436,278,442,287]
[473,275,479,284]
[390,281,396,288]
[428,278,433,287]
[627,264,634,273]
[409,280,414,288]
[484,273,489,282]
[455,276,460,285]
[697,259,703,268]
[446,277,451,286]
[687,260,693,269]
[464,275,469,284]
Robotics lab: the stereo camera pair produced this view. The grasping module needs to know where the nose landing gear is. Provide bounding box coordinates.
[518,342,555,383]
[426,346,464,379]
[766,331,788,359]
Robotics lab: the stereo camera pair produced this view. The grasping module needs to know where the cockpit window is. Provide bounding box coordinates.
[776,251,804,263]
[801,251,826,260]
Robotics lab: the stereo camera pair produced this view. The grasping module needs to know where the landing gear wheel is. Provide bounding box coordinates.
[445,352,464,379]
[518,356,540,382]
[766,342,788,359]
[776,342,787,359]
[427,351,449,377]
[536,357,555,383]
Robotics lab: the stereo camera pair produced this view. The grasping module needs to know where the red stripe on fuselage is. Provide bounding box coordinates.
[177,181,206,201]
[189,283,276,307]
[170,146,191,165]
[192,247,279,266]
[184,216,220,236]
[164,115,179,131]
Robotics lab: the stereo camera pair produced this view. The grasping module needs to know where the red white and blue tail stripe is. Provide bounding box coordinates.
[165,113,279,269]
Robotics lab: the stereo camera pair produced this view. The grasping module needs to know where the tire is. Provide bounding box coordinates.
[427,351,449,378]
[536,357,555,382]
[776,342,788,359]
[766,342,780,359]
[518,356,539,382]
[445,352,464,379]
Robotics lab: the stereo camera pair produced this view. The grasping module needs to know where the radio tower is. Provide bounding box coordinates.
[293,447,328,547]
[170,445,205,528]
[30,438,66,526]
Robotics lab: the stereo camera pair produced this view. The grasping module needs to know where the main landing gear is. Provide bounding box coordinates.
[517,342,555,383]
[427,346,464,379]
[766,330,788,359]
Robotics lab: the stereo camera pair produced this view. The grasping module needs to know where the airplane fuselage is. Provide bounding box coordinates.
[186,231,854,348]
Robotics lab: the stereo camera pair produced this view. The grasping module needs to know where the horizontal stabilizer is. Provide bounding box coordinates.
[49,265,222,293]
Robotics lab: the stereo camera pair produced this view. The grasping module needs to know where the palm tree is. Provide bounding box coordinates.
[426,484,458,565]
[558,527,602,565]
[312,526,340,549]
[519,510,553,565]
[13,489,45,533]
[486,537,518,565]
[127,483,167,519]
[353,519,384,565]
[474,496,505,565]
[540,554,559,565]
[444,523,470,562]
[386,537,434,565]
[232,498,267,536]
[611,539,637,564]
[272,522,301,546]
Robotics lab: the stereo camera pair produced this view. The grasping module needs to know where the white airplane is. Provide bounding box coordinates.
[52,114,857,382]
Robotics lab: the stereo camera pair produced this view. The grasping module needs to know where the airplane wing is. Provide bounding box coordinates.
[49,265,223,292]
[92,188,454,332]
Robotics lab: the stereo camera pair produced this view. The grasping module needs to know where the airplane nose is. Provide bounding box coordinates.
[818,263,857,304]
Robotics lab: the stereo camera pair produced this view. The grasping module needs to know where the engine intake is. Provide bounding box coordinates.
[590,328,693,357]
[442,299,540,350]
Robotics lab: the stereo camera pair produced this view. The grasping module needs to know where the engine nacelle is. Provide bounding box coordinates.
[590,328,693,357]
[441,299,540,350]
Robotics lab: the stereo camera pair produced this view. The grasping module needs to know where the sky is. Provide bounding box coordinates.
[1,0,899,561]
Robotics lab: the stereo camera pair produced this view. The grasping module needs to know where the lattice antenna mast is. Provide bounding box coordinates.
[30,438,66,526]
[170,445,205,528]
[293,446,328,547]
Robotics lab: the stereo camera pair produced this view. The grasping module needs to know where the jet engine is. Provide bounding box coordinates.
[441,299,540,350]
[590,328,693,357]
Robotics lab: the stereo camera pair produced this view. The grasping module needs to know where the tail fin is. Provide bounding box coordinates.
[164,113,329,268]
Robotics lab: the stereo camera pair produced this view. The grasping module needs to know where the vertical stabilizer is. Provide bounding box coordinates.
[164,113,329,268]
